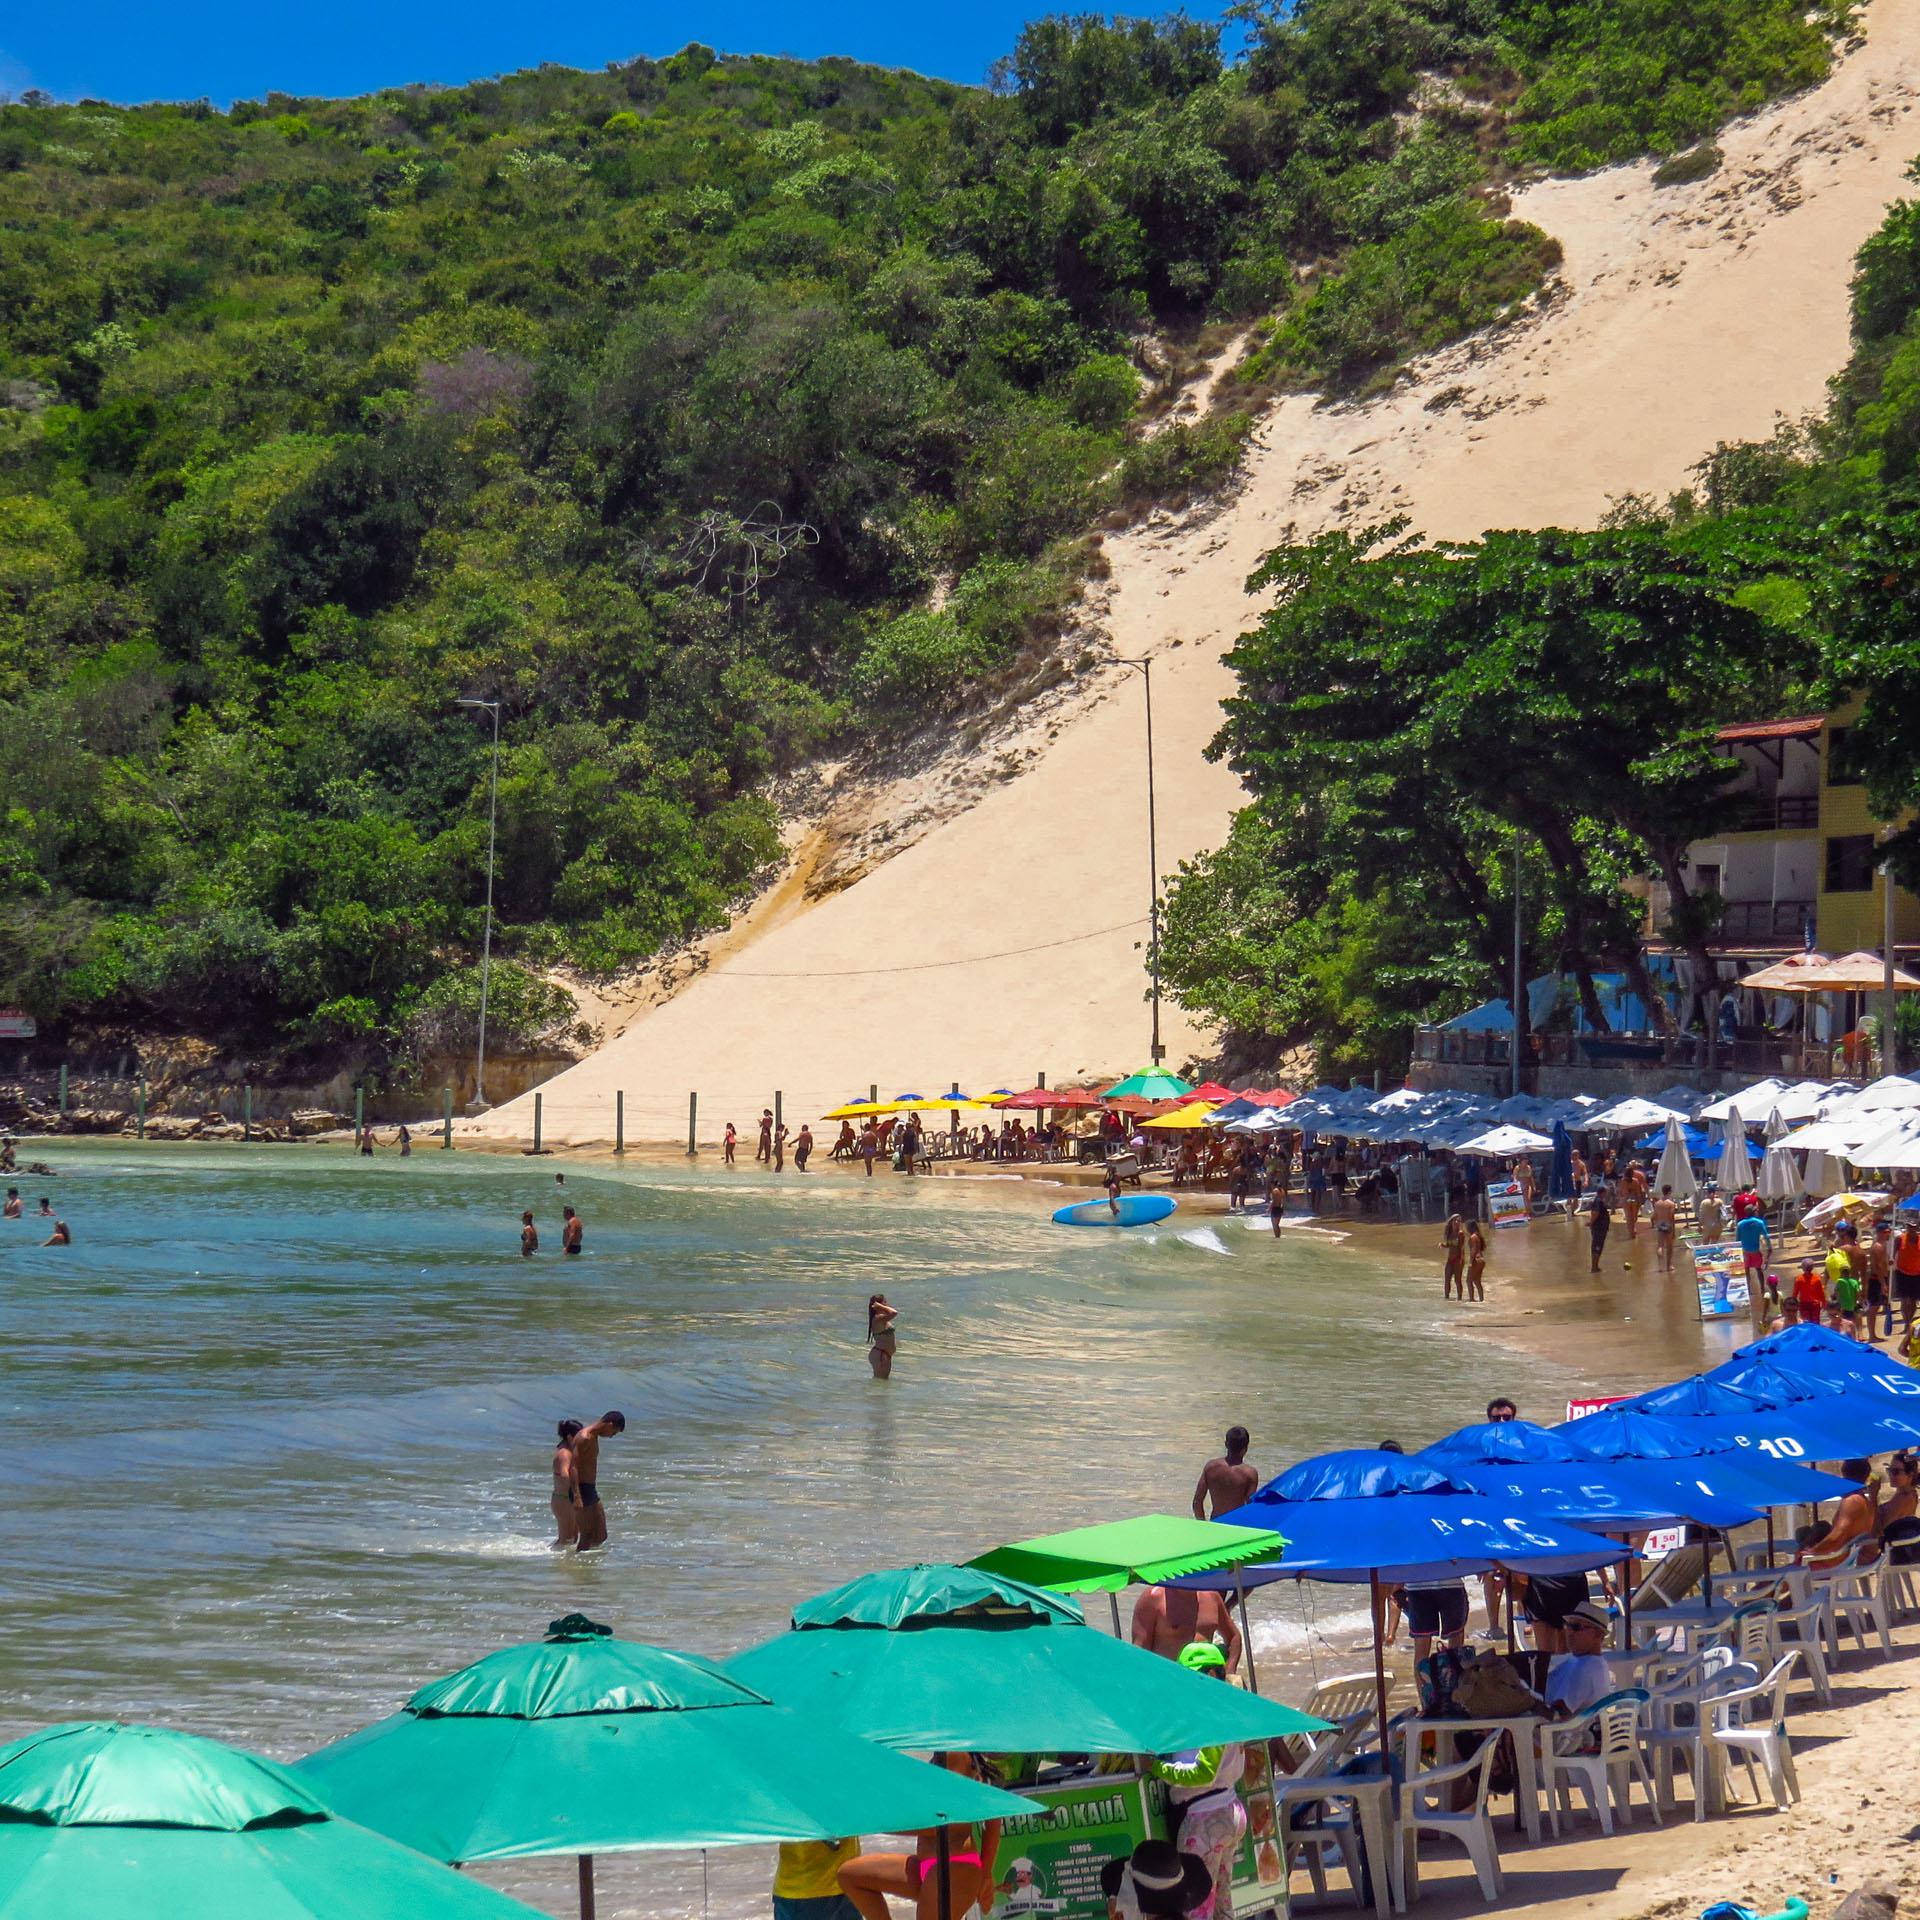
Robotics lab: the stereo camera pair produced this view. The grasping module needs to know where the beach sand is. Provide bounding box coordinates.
[460,0,1920,1151]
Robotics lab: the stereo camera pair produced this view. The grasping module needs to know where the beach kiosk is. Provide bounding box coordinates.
[731,1547,1318,1920]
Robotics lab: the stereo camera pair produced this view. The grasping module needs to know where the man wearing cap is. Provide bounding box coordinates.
[1149,1652,1246,1920]
[1543,1604,1613,1716]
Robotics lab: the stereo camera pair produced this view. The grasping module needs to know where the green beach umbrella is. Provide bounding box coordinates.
[0,1721,541,1919]
[727,1565,1325,1754]
[298,1614,1030,1919]
[967,1514,1289,1592]
[1102,1071,1195,1101]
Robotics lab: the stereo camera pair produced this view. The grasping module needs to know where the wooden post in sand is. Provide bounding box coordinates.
[532,1090,543,1155]
[869,1084,877,1105]
[137,1076,146,1140]
[688,1091,698,1156]
[615,1090,624,1155]
[57,1063,66,1119]
[243,1084,252,1140]
[442,1086,453,1147]
[775,1090,783,1138]
[354,1084,363,1141]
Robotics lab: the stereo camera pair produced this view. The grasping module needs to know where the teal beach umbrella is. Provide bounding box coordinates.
[1102,1071,1195,1100]
[727,1565,1327,1752]
[0,1721,542,1920]
[298,1615,1030,1919]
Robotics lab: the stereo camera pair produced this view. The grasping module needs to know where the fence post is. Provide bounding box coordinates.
[688,1091,698,1156]
[533,1090,543,1156]
[354,1084,363,1142]
[57,1063,66,1119]
[443,1086,453,1148]
[869,1084,877,1105]
[137,1076,146,1141]
[243,1084,252,1140]
[775,1090,783,1138]
[615,1090,624,1156]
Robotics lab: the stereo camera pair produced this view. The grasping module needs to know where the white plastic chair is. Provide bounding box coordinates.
[1644,1652,1753,1821]
[1279,1709,1376,1904]
[1395,1729,1504,1903]
[1730,1599,1778,1668]
[1709,1652,1802,1811]
[1826,1559,1894,1660]
[1540,1689,1658,1836]
[1769,1590,1833,1707]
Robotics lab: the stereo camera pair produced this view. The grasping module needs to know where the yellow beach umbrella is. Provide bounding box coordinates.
[1141,1101,1221,1129]
[821,1102,894,1120]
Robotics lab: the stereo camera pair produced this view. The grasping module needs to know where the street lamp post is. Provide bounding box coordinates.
[456,698,502,1112]
[1115,658,1164,1065]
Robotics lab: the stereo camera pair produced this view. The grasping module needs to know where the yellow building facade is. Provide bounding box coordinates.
[1669,702,1920,957]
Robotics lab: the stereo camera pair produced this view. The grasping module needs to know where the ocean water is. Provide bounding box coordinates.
[0,1143,1591,1916]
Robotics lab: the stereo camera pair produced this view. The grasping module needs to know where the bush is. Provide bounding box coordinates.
[849,609,994,713]
[1251,200,1563,389]
[1056,353,1140,429]
[1118,411,1254,503]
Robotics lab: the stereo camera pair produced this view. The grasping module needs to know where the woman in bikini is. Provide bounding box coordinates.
[551,1418,584,1550]
[1441,1213,1466,1300]
[867,1294,899,1379]
[1464,1218,1488,1301]
[839,1752,1001,1920]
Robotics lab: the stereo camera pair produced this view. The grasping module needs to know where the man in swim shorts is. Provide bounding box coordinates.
[561,1205,583,1255]
[571,1410,625,1552]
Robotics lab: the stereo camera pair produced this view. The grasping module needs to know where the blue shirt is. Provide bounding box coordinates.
[1735,1215,1770,1255]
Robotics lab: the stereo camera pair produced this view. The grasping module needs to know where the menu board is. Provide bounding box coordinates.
[1487,1181,1530,1229]
[997,1778,1157,1920]
[1688,1238,1749,1320]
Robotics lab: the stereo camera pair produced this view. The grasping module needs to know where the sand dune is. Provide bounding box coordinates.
[471,0,1920,1147]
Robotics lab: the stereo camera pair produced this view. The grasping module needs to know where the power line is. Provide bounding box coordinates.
[712,916,1151,979]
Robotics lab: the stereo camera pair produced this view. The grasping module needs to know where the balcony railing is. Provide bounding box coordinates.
[1723,794,1819,833]
[1715,900,1815,942]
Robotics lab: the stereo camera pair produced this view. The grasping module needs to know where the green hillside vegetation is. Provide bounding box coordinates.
[0,0,1846,1071]
[1165,154,1920,1081]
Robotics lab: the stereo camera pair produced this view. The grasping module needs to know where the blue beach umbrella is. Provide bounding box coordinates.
[1626,1370,1919,1463]
[1705,1358,1920,1452]
[1633,1123,1711,1156]
[1421,1420,1761,1531]
[1208,1451,1634,1583]
[1548,1120,1576,1201]
[1187,1450,1635,1735]
[1734,1321,1920,1402]
[1554,1405,1860,1510]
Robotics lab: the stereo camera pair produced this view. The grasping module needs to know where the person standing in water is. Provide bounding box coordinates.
[561,1205,583,1255]
[1192,1428,1257,1518]
[859,1122,878,1176]
[397,1123,411,1157]
[1464,1217,1488,1301]
[41,1220,69,1245]
[519,1211,539,1257]
[551,1418,584,1549]
[795,1124,813,1172]
[1441,1213,1466,1299]
[2,1189,19,1219]
[572,1411,625,1552]
[1651,1184,1678,1272]
[757,1110,774,1162]
[867,1294,898,1379]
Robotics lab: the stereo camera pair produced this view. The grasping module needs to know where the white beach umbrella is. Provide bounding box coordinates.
[1654,1111,1699,1202]
[1583,1096,1681,1130]
[1848,1116,1920,1168]
[1454,1124,1555,1155]
[1757,1107,1798,1204]
[1802,1148,1846,1197]
[1848,1076,1920,1112]
[1699,1080,1783,1122]
[1712,1100,1749,1190]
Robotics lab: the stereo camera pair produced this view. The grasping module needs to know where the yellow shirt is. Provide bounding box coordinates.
[775,1839,859,1900]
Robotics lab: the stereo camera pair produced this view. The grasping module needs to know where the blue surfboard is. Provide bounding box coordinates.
[1052,1194,1178,1227]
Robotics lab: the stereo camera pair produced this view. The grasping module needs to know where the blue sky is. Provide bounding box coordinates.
[0,0,1086,106]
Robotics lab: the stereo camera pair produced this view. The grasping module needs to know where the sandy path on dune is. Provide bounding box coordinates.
[472,1,1920,1146]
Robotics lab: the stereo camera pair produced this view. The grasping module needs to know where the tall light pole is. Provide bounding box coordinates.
[1115,658,1163,1064]
[456,698,502,1112]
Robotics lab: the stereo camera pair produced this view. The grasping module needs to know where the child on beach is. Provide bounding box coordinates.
[724,1123,737,1166]
[1793,1257,1827,1325]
